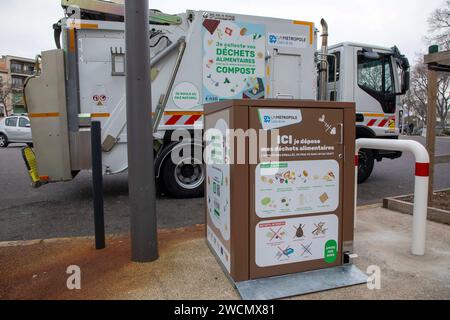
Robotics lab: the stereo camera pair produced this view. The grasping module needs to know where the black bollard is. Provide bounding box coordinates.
[91,121,106,250]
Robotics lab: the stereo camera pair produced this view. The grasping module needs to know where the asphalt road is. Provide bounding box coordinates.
[0,136,449,241]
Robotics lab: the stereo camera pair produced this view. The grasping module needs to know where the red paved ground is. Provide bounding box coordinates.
[0,225,206,300]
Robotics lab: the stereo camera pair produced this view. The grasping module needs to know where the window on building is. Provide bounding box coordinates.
[10,62,22,73]
[13,92,24,104]
[5,117,18,127]
[11,77,23,89]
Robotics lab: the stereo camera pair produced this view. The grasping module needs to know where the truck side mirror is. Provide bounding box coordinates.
[401,69,410,94]
[400,56,410,94]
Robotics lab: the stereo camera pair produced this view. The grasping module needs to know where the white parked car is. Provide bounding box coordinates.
[0,115,33,148]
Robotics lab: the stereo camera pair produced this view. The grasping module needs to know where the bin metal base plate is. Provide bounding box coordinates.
[235,265,367,300]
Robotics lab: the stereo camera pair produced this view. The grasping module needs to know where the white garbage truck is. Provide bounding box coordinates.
[24,0,410,198]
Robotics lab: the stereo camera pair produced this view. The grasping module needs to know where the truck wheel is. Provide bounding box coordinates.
[162,158,205,199]
[0,134,9,148]
[358,149,374,184]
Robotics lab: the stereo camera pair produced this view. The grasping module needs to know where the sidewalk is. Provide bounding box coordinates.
[1,205,450,300]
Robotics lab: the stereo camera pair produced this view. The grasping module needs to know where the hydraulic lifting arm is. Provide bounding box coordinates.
[101,37,187,151]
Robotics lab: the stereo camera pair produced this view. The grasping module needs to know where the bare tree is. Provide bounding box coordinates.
[404,1,450,133]
[0,77,11,117]
[402,89,423,133]
[410,60,429,123]
[406,57,449,131]
[436,72,450,129]
[427,1,450,129]
[426,0,450,50]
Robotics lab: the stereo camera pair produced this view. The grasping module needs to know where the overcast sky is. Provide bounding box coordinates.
[0,0,445,64]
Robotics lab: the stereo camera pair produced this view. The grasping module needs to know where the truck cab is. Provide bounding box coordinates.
[328,42,410,182]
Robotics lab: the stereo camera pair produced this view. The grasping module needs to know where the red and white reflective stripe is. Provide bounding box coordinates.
[365,115,395,128]
[355,155,359,166]
[377,119,389,127]
[184,115,202,125]
[415,162,429,177]
[165,115,183,125]
[366,119,377,127]
[163,113,203,126]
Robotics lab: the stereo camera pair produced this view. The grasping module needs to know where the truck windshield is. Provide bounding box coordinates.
[357,52,396,113]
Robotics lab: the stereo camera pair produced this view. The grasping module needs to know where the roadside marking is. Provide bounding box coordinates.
[356,203,382,210]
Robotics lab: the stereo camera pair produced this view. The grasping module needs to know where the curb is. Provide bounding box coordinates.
[0,224,205,248]
[356,203,382,210]
[0,206,387,248]
[383,188,450,225]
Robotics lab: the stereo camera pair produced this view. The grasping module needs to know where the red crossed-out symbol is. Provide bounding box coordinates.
[269,227,283,241]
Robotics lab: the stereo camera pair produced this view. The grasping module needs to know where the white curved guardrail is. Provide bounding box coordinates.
[355,138,430,256]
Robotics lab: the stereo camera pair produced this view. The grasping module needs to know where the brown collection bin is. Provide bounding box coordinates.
[204,99,356,282]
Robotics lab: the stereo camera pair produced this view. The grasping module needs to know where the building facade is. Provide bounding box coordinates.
[0,55,35,117]
[0,59,8,117]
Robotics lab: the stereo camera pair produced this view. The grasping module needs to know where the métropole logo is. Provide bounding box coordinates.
[259,109,303,130]
[265,115,299,124]
[268,33,308,49]
[269,34,278,44]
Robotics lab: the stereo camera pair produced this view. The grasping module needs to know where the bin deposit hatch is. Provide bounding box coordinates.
[204,100,367,299]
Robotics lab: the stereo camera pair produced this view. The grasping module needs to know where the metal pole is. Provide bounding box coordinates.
[319,19,329,101]
[355,138,430,255]
[426,68,437,204]
[91,121,106,250]
[125,0,158,262]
